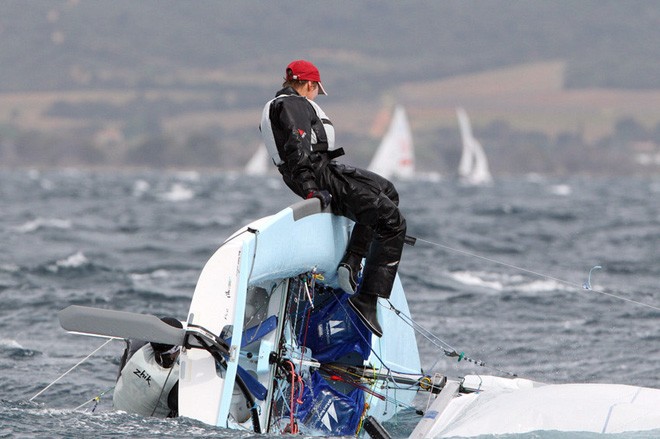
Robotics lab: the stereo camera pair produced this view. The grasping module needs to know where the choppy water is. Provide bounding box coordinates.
[1,169,659,438]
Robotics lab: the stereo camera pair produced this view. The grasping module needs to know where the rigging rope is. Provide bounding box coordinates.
[285,277,420,418]
[333,295,443,409]
[30,338,115,402]
[384,300,518,377]
[73,386,115,411]
[413,237,660,313]
[150,363,176,417]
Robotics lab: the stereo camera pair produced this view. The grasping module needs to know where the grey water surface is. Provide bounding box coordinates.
[1,169,659,438]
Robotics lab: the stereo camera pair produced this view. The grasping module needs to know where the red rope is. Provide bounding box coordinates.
[285,361,299,434]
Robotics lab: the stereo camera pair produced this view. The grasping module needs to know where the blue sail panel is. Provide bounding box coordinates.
[300,292,371,363]
[295,371,365,435]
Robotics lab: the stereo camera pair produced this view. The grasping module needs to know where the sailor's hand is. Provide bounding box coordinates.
[306,189,332,209]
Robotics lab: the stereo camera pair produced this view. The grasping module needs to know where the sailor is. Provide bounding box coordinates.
[112,317,182,418]
[260,60,407,338]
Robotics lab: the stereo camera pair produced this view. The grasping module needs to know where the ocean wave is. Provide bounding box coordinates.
[0,339,40,358]
[113,287,192,303]
[26,251,122,281]
[0,263,20,273]
[446,269,574,297]
[14,218,73,234]
[129,269,172,281]
[132,179,151,197]
[513,278,572,293]
[46,252,91,272]
[0,339,24,349]
[0,406,240,438]
[158,183,195,202]
[548,184,573,196]
[559,318,588,330]
[448,271,504,291]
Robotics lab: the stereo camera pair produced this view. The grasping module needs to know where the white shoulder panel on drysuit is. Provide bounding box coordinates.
[307,99,336,153]
[260,97,283,166]
[112,344,179,417]
[260,95,336,166]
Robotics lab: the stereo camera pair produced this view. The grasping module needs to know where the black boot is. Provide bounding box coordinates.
[348,293,382,338]
[337,251,362,294]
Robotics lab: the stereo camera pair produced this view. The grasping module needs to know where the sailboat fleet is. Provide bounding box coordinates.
[245,105,491,185]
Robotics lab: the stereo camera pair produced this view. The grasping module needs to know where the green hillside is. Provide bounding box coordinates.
[1,1,659,93]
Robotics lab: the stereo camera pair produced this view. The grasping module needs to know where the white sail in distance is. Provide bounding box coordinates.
[457,107,493,185]
[368,105,415,180]
[244,144,271,175]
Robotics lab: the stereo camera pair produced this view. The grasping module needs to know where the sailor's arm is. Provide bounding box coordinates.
[273,98,319,193]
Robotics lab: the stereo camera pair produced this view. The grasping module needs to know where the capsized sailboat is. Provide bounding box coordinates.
[58,200,660,437]
[456,107,493,186]
[368,105,415,180]
[59,199,424,435]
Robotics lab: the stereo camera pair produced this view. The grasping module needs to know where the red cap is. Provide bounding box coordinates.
[286,60,327,95]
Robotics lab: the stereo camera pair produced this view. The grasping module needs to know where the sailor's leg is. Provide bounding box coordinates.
[321,164,372,294]
[349,196,406,337]
[343,166,406,300]
[338,224,373,294]
[324,165,406,337]
[354,187,406,328]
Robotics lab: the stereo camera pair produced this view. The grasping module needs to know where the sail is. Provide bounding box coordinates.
[456,108,475,178]
[456,108,493,185]
[368,105,415,180]
[244,144,271,175]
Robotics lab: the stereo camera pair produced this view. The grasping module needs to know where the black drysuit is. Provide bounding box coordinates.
[261,86,406,299]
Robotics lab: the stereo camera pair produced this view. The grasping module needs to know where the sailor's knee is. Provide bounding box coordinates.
[376,204,405,239]
[384,183,400,206]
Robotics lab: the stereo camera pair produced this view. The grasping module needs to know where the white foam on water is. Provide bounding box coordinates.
[48,251,89,272]
[0,339,24,349]
[132,179,151,197]
[0,263,20,272]
[130,269,171,281]
[515,278,570,293]
[159,183,195,202]
[549,184,572,196]
[449,271,504,291]
[14,218,72,233]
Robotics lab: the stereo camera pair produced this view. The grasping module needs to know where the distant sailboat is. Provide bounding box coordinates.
[368,105,415,180]
[244,144,271,175]
[456,107,493,185]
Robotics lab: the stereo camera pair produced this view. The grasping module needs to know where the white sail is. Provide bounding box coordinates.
[411,374,660,438]
[456,108,493,185]
[368,105,415,180]
[244,144,271,175]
